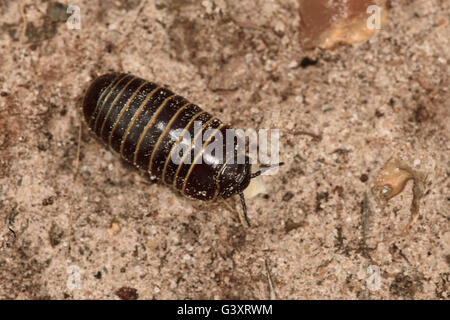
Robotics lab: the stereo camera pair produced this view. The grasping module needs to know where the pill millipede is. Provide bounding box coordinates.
[82,73,283,226]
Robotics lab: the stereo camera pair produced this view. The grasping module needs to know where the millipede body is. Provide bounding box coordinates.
[82,73,253,203]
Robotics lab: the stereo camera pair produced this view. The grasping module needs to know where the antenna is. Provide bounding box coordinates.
[250,162,285,179]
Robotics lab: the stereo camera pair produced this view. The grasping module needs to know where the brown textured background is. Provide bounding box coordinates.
[0,0,448,299]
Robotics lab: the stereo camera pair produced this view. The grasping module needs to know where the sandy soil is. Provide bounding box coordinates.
[0,0,448,299]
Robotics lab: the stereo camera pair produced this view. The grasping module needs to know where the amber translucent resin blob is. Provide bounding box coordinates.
[373,158,426,235]
[298,0,388,49]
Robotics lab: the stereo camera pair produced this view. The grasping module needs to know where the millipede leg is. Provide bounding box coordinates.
[73,122,83,182]
[239,192,251,227]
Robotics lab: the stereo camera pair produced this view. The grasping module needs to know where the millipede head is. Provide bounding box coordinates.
[218,162,252,199]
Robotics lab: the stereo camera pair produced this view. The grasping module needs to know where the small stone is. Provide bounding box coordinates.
[288,60,299,69]
[107,222,121,235]
[245,53,254,64]
[47,2,69,22]
[49,222,64,247]
[360,174,369,182]
[274,21,285,35]
[115,287,138,300]
[202,0,213,14]
[282,192,295,202]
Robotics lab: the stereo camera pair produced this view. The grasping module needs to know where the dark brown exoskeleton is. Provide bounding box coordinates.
[82,73,282,225]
